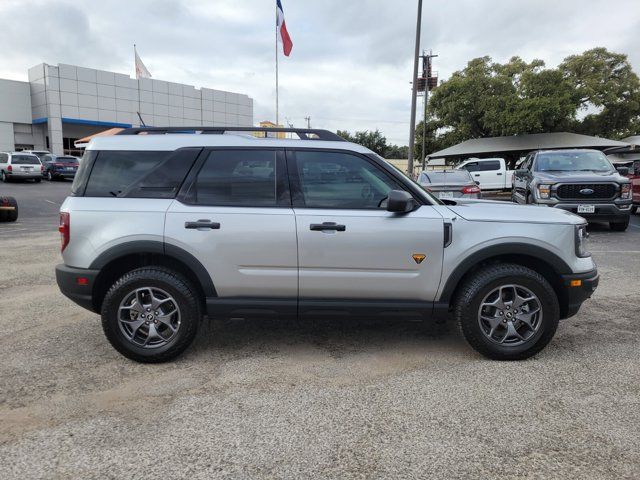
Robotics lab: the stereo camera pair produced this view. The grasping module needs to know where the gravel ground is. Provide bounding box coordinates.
[1,217,639,478]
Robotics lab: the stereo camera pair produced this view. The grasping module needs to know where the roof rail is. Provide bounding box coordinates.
[116,126,345,142]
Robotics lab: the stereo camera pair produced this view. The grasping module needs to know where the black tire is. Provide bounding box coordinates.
[1,171,9,183]
[632,206,638,215]
[6,197,18,222]
[610,218,629,231]
[101,267,201,363]
[526,192,533,205]
[34,178,41,183]
[454,263,560,360]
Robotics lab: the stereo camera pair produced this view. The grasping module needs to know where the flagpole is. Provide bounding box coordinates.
[275,4,279,126]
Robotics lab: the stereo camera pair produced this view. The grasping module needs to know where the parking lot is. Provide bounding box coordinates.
[1,181,639,478]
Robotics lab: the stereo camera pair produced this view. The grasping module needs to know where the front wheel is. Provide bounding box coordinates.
[454,263,559,360]
[101,267,202,363]
[610,218,629,231]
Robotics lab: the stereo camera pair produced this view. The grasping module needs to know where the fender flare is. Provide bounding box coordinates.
[438,242,571,303]
[89,240,216,297]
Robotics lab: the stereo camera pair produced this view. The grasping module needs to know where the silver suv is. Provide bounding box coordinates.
[55,127,599,363]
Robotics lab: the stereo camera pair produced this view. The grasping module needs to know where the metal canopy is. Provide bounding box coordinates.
[428,132,629,160]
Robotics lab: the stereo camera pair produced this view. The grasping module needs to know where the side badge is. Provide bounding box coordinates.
[412,253,426,264]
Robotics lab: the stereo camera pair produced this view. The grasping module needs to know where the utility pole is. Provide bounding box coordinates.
[420,51,438,169]
[407,0,423,177]
[304,116,311,129]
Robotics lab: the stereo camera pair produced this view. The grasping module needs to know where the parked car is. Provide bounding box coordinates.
[41,154,80,181]
[512,149,632,231]
[456,157,514,191]
[56,127,598,363]
[0,152,43,182]
[607,152,640,215]
[21,150,51,160]
[418,169,481,199]
[0,195,18,222]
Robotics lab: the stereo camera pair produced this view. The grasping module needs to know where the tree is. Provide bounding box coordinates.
[336,128,408,158]
[560,48,640,139]
[421,48,640,156]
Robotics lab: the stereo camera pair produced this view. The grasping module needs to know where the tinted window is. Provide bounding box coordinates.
[58,157,79,164]
[11,155,40,165]
[84,150,197,198]
[462,162,479,172]
[480,160,501,171]
[420,170,471,184]
[535,150,614,173]
[295,151,400,209]
[190,150,277,206]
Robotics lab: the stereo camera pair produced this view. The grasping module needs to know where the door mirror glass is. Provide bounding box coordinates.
[386,190,417,213]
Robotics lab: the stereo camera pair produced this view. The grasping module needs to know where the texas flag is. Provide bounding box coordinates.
[276,0,293,56]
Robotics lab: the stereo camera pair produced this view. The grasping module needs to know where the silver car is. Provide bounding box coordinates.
[0,152,43,182]
[418,169,481,200]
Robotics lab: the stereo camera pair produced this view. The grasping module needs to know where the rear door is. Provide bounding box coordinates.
[164,148,298,301]
[288,149,444,305]
[478,160,503,189]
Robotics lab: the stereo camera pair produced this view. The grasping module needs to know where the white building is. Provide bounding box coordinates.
[0,62,254,155]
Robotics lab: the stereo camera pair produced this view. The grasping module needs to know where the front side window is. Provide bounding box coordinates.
[462,162,479,172]
[189,150,277,206]
[294,151,400,209]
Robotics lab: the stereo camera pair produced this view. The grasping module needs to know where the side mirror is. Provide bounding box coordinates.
[386,190,417,213]
[616,166,629,176]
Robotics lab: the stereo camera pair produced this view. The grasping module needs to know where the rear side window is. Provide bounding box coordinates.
[480,160,501,171]
[11,155,40,165]
[188,150,277,206]
[81,149,199,198]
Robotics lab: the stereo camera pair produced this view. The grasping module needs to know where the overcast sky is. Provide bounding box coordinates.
[0,0,638,144]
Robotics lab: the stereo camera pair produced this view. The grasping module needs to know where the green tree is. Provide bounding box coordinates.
[337,129,408,158]
[560,48,640,139]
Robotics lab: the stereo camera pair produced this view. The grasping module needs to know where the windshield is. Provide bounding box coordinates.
[535,151,614,173]
[29,151,49,159]
[419,170,471,184]
[12,155,40,165]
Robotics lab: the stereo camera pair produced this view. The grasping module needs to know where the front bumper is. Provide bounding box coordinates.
[55,264,100,312]
[551,201,632,222]
[560,269,599,319]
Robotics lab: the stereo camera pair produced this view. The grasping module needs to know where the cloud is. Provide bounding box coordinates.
[0,0,638,145]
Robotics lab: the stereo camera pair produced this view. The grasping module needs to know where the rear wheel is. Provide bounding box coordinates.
[101,267,201,363]
[454,263,559,360]
[610,218,629,231]
[1,171,9,183]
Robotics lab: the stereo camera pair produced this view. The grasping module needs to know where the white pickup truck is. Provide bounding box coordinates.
[456,158,514,191]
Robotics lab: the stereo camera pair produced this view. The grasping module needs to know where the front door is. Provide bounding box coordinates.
[288,149,444,304]
[165,149,298,300]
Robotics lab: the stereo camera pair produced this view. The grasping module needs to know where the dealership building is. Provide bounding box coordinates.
[0,63,254,155]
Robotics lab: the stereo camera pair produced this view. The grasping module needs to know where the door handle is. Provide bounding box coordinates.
[310,222,346,232]
[474,173,480,177]
[497,173,503,176]
[185,220,220,230]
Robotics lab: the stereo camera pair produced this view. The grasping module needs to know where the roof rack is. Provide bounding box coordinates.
[116,126,345,142]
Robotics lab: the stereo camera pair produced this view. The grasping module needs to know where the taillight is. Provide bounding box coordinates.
[41,164,44,172]
[59,212,70,252]
[462,185,481,194]
[7,165,12,172]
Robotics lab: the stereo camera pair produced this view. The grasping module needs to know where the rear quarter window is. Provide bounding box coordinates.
[78,149,200,198]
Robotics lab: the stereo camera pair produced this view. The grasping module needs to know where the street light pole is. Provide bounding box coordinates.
[407,0,423,177]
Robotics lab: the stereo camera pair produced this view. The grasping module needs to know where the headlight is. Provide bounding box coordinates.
[620,183,631,200]
[575,224,590,258]
[537,184,552,199]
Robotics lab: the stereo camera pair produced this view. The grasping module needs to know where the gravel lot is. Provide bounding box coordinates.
[1,181,639,479]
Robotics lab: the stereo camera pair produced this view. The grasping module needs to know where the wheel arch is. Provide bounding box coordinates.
[439,243,572,318]
[90,241,215,313]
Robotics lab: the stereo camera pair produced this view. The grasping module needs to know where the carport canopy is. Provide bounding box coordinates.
[428,132,629,167]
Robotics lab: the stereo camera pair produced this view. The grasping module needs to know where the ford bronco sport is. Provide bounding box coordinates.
[55,127,598,363]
